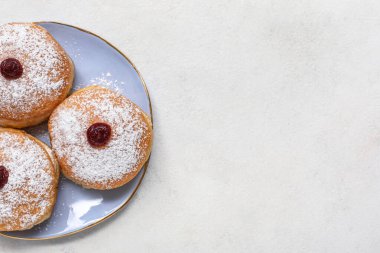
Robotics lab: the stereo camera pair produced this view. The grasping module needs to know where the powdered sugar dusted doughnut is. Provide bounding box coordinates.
[0,128,59,231]
[48,86,153,190]
[0,23,74,128]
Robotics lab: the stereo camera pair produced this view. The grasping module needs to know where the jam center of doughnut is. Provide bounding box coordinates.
[0,58,23,80]
[87,123,112,147]
[0,166,9,189]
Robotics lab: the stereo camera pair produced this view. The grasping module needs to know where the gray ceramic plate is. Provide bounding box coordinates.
[0,22,152,240]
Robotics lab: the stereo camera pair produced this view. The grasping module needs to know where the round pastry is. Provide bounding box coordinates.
[48,86,153,190]
[0,22,74,128]
[0,128,59,231]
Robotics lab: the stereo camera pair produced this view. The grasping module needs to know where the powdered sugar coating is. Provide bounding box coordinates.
[49,86,152,189]
[0,23,72,120]
[0,130,56,231]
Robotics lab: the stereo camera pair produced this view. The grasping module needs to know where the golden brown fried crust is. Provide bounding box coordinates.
[0,23,74,128]
[0,128,59,231]
[48,86,153,190]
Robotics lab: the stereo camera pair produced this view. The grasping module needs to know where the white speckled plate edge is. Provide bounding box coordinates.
[0,21,153,240]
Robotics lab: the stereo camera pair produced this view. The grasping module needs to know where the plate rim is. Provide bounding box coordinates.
[0,21,153,241]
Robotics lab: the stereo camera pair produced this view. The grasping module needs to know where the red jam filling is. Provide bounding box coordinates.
[0,58,23,80]
[87,123,112,147]
[0,166,9,189]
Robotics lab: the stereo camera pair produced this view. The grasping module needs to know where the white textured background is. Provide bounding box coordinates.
[2,0,380,252]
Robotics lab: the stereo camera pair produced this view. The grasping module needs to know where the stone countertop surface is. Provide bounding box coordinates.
[2,0,380,252]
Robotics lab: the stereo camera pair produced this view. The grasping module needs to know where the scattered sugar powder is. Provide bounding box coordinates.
[75,72,124,92]
[0,23,70,120]
[0,131,54,230]
[50,87,151,188]
[63,40,82,59]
